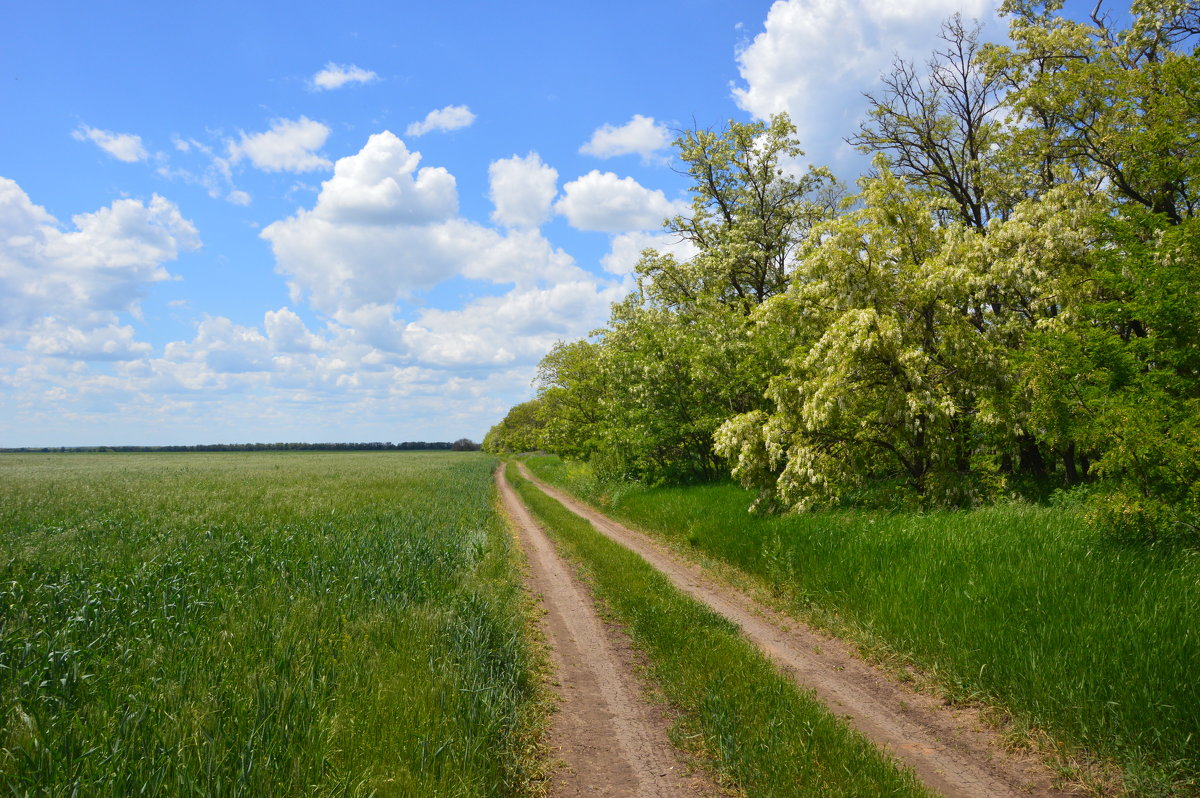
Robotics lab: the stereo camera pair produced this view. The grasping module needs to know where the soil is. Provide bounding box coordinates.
[496,467,719,797]
[515,462,1085,798]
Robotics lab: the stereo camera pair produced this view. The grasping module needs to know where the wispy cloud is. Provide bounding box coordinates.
[311,62,378,91]
[72,125,148,163]
[405,105,476,137]
[228,117,332,173]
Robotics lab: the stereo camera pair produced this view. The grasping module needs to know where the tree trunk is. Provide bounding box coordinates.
[1063,442,1079,485]
[1018,434,1047,478]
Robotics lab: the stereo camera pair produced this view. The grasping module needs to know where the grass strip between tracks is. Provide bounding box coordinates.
[506,462,931,798]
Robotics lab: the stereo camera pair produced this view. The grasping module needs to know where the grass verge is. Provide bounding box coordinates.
[494,474,558,798]
[505,462,932,798]
[523,454,1200,797]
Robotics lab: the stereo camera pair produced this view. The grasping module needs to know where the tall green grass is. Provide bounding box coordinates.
[0,452,538,797]
[506,463,931,798]
[525,455,1200,795]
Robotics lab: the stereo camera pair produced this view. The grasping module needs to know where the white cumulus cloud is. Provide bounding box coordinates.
[229,117,332,173]
[0,177,200,331]
[405,105,476,137]
[261,131,584,325]
[555,170,683,232]
[72,126,149,163]
[455,225,578,285]
[488,153,558,228]
[164,316,276,374]
[311,62,378,90]
[404,280,624,367]
[26,319,153,361]
[732,0,997,163]
[580,114,672,160]
[314,132,457,225]
[264,307,325,353]
[602,231,699,275]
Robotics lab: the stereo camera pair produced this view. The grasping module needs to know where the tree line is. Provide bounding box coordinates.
[486,0,1200,543]
[4,440,482,453]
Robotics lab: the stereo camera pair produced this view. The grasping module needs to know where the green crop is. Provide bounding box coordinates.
[0,452,537,797]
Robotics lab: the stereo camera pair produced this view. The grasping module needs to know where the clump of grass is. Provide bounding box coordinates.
[0,451,537,797]
[506,463,931,798]
[523,454,1200,795]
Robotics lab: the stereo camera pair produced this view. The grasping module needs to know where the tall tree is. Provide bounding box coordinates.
[482,399,547,454]
[535,114,838,483]
[852,15,1012,230]
[999,0,1199,223]
[717,168,1012,509]
[535,339,607,462]
[997,0,1200,538]
[649,114,839,311]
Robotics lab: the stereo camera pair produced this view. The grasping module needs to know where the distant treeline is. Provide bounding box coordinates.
[2,439,482,454]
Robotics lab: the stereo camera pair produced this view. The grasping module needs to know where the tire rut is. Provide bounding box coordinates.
[497,467,717,798]
[515,462,1083,798]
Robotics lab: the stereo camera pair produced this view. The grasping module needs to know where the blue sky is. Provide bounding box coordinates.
[1,0,1003,446]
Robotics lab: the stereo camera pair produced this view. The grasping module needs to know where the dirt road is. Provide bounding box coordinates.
[496,467,717,797]
[514,462,1080,798]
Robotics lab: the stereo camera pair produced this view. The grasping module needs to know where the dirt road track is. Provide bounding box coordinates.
[497,467,717,797]
[515,462,1081,798]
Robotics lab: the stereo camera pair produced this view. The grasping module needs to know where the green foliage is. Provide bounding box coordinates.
[1018,210,1200,544]
[0,453,539,797]
[718,167,1016,509]
[716,1,1200,534]
[483,399,547,454]
[998,0,1200,223]
[654,113,838,312]
[494,0,1200,541]
[535,339,607,461]
[982,1,1200,540]
[532,115,838,484]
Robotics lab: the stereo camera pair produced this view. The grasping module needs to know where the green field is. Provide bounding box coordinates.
[0,452,539,797]
[524,455,1200,796]
[10,449,1196,796]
